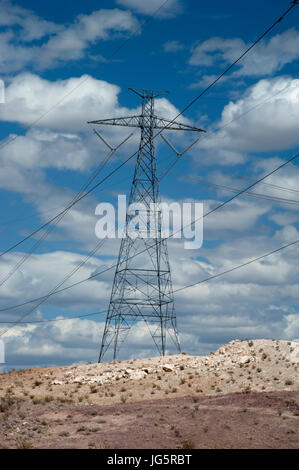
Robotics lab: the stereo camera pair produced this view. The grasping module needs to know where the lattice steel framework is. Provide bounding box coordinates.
[89,88,205,362]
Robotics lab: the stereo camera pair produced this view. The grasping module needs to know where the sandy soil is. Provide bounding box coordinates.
[0,339,298,449]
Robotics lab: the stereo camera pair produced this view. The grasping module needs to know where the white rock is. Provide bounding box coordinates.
[128,370,147,380]
[51,380,63,385]
[72,376,86,384]
[88,376,103,384]
[103,372,113,379]
[290,341,299,363]
[239,356,251,365]
[162,364,174,372]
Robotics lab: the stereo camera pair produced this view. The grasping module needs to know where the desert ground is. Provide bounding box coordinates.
[0,339,298,449]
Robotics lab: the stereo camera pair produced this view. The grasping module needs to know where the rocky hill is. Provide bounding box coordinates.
[0,339,298,448]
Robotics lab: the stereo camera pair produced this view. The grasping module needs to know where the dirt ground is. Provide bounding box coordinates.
[0,339,298,449]
[0,390,298,449]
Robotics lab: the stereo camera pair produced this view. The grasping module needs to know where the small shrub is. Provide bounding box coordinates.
[44,395,53,403]
[77,426,87,432]
[32,398,42,405]
[181,439,195,449]
[16,439,33,449]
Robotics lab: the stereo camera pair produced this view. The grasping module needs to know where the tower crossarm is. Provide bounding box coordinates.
[88,115,205,132]
[153,117,205,132]
[88,115,142,128]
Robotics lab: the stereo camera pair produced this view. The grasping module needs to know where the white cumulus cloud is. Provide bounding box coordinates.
[192,77,299,156]
[116,0,182,18]
[0,5,140,72]
[189,29,299,78]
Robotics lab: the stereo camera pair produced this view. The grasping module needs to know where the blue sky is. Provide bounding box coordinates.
[0,0,298,369]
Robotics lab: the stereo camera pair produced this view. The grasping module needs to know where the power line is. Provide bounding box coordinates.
[0,146,137,259]
[193,152,299,222]
[0,310,106,324]
[0,235,109,337]
[0,145,119,288]
[0,173,130,230]
[173,236,299,294]
[0,0,172,153]
[0,0,172,278]
[1,143,298,312]
[1,149,298,316]
[0,3,297,333]
[0,261,115,313]
[2,232,298,325]
[160,81,298,181]
[153,1,298,139]
[3,70,284,244]
[220,170,299,196]
[3,63,294,232]
[177,174,299,207]
[1,1,295,260]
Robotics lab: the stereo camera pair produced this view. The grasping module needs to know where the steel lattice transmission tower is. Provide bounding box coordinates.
[89,88,205,362]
